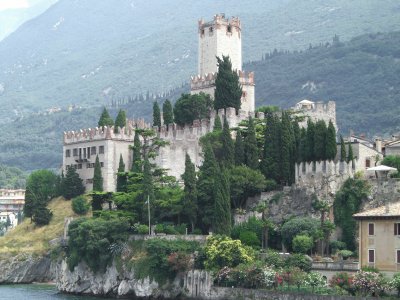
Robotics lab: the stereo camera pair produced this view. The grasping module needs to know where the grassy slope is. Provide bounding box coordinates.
[0,197,80,257]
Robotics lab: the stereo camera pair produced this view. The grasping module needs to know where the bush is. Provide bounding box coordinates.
[292,235,313,254]
[281,217,320,251]
[286,254,312,272]
[389,273,400,297]
[338,249,353,260]
[304,271,327,292]
[264,250,285,268]
[330,240,346,254]
[353,270,388,296]
[164,225,178,235]
[32,207,53,226]
[136,224,149,234]
[329,272,355,295]
[204,235,255,270]
[265,179,279,191]
[71,196,90,215]
[154,224,165,234]
[231,216,263,246]
[239,231,260,248]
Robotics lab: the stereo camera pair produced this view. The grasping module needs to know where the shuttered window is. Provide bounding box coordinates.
[368,223,374,236]
[368,249,375,263]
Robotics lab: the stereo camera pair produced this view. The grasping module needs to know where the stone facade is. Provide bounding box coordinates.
[0,189,24,229]
[294,100,337,132]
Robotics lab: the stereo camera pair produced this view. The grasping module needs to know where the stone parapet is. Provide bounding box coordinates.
[190,71,254,91]
[296,160,357,184]
[63,126,135,144]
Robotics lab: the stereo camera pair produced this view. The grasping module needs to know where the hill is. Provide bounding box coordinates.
[0,164,27,188]
[0,197,80,256]
[0,0,400,123]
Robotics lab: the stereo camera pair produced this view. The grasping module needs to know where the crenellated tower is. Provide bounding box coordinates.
[191,14,255,113]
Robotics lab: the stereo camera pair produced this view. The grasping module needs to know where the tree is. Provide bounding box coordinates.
[152,102,161,127]
[62,166,85,199]
[98,107,114,128]
[382,155,400,177]
[32,205,53,226]
[234,129,245,165]
[281,217,320,251]
[280,111,295,184]
[213,166,231,235]
[24,170,58,221]
[92,155,103,192]
[347,142,354,165]
[131,130,142,172]
[72,196,90,215]
[182,154,197,232]
[116,154,127,192]
[221,116,234,166]
[261,112,280,180]
[293,235,314,254]
[326,120,337,160]
[213,115,222,131]
[214,55,242,111]
[244,117,258,169]
[314,120,327,161]
[114,109,126,133]
[162,99,174,125]
[142,158,155,218]
[340,135,347,162]
[173,93,213,126]
[306,119,315,161]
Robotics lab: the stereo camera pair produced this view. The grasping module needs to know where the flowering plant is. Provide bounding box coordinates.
[353,270,387,296]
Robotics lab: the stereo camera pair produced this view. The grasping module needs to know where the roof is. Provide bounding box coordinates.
[367,165,397,172]
[386,140,400,147]
[353,202,400,219]
[298,99,314,104]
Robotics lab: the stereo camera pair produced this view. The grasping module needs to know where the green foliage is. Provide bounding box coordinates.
[238,231,260,248]
[330,240,347,254]
[286,254,312,273]
[221,116,234,166]
[98,107,114,128]
[92,155,103,192]
[152,102,161,127]
[231,217,263,247]
[213,166,231,235]
[281,217,320,251]
[234,130,245,166]
[353,270,387,297]
[204,235,254,270]
[382,155,400,177]
[181,154,197,232]
[114,109,126,133]
[329,272,356,295]
[213,116,222,131]
[162,99,174,125]
[229,165,267,209]
[347,142,354,164]
[326,121,337,160]
[265,179,279,191]
[173,93,212,126]
[389,272,400,296]
[214,55,242,111]
[333,178,370,251]
[67,218,130,272]
[264,250,285,268]
[32,205,53,226]
[71,196,90,215]
[0,164,27,189]
[134,224,149,234]
[244,117,259,169]
[338,250,353,260]
[292,235,313,254]
[61,166,85,199]
[131,130,142,172]
[116,154,127,192]
[340,136,346,162]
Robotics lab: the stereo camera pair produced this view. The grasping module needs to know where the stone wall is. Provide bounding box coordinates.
[296,101,337,131]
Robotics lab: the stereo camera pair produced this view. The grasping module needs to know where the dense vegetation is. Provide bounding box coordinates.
[0,164,27,188]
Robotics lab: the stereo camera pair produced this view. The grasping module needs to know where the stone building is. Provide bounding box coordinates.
[294,99,337,132]
[0,189,25,229]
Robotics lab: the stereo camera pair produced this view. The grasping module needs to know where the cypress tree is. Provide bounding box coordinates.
[93,155,103,192]
[142,158,155,223]
[221,116,234,166]
[340,135,347,162]
[62,166,85,199]
[299,127,308,163]
[197,142,218,232]
[347,142,354,164]
[98,107,114,128]
[213,165,231,235]
[306,119,315,161]
[293,121,301,163]
[244,117,259,169]
[214,55,242,111]
[162,99,174,125]
[261,112,279,179]
[234,129,245,165]
[131,130,142,172]
[314,120,327,161]
[213,115,222,131]
[182,154,198,232]
[280,112,294,185]
[326,120,337,160]
[114,109,127,133]
[152,102,161,127]
[116,154,127,192]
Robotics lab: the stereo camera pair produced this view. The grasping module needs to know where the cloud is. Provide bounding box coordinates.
[0,0,30,12]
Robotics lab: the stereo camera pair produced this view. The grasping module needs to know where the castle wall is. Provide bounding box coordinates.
[296,101,337,131]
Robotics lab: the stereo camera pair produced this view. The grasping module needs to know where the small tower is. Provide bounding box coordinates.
[191,14,255,113]
[198,13,242,75]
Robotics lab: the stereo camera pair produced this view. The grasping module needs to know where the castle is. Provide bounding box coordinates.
[62,14,336,191]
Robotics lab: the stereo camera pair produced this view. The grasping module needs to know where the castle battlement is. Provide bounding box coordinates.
[190,71,254,91]
[199,14,241,36]
[63,126,137,144]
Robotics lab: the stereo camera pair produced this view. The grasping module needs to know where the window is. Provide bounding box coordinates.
[73,148,78,156]
[91,146,96,155]
[209,26,213,33]
[227,25,232,33]
[201,29,205,35]
[87,147,91,158]
[65,149,71,157]
[366,158,371,168]
[368,223,375,236]
[77,164,82,169]
[368,249,375,263]
[397,250,400,264]
[100,162,104,167]
[83,148,86,158]
[99,146,104,154]
[79,148,82,158]
[394,223,400,235]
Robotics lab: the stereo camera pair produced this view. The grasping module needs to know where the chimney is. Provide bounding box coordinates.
[375,138,382,153]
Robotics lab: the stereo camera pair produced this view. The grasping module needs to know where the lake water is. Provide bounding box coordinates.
[0,284,114,300]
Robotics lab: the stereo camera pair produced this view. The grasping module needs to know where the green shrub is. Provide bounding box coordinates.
[192,228,202,235]
[239,231,260,248]
[329,272,355,295]
[292,235,313,254]
[264,249,285,268]
[71,196,90,215]
[361,265,380,273]
[174,223,187,235]
[330,240,346,253]
[281,217,320,251]
[164,225,178,235]
[265,179,279,191]
[231,217,263,246]
[286,254,312,272]
[338,249,353,260]
[136,224,149,234]
[154,224,164,234]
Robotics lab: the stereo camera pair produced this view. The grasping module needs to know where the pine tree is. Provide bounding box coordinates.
[114,109,127,133]
[244,117,258,169]
[98,107,114,128]
[62,166,85,199]
[314,120,327,161]
[347,142,354,164]
[213,115,222,131]
[197,142,218,232]
[326,120,337,160]
[214,55,242,111]
[162,99,174,125]
[152,102,161,127]
[340,135,347,162]
[93,155,103,192]
[182,154,198,232]
[142,158,155,223]
[221,116,234,166]
[213,165,231,235]
[131,130,142,172]
[306,119,315,161]
[116,154,127,192]
[234,129,245,165]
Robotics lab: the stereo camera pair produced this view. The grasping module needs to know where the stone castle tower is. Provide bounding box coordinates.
[190,14,255,113]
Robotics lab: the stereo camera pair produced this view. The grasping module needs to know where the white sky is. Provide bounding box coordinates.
[0,0,30,12]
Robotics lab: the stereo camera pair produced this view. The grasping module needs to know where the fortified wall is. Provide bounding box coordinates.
[294,100,337,131]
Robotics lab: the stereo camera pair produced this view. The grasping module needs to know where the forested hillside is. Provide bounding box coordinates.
[0,0,399,123]
[0,165,26,188]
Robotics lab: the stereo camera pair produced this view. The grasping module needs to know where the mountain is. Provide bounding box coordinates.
[0,0,58,41]
[0,0,400,123]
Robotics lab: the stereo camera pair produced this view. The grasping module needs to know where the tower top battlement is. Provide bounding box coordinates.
[198,14,241,36]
